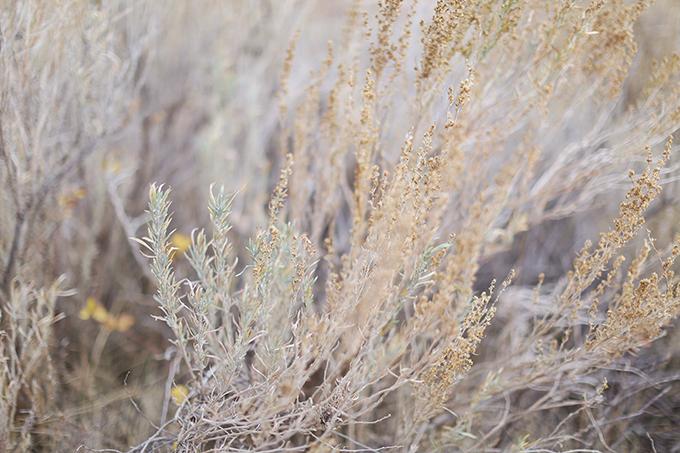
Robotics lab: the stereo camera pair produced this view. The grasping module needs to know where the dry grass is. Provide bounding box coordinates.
[1,0,680,452]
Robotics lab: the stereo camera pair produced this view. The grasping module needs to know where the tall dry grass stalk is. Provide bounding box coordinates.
[1,0,680,452]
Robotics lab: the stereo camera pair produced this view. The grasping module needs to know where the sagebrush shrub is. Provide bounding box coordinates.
[132,1,680,451]
[2,0,680,452]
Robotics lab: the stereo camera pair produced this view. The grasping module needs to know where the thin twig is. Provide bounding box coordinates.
[124,371,160,431]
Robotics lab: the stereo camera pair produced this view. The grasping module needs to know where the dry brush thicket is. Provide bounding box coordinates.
[1,0,680,452]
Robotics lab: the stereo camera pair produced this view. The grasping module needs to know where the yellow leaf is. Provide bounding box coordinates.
[91,302,110,324]
[171,384,188,405]
[170,232,192,260]
[80,298,134,332]
[79,297,97,320]
[113,313,135,332]
[102,155,123,175]
[58,188,86,210]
